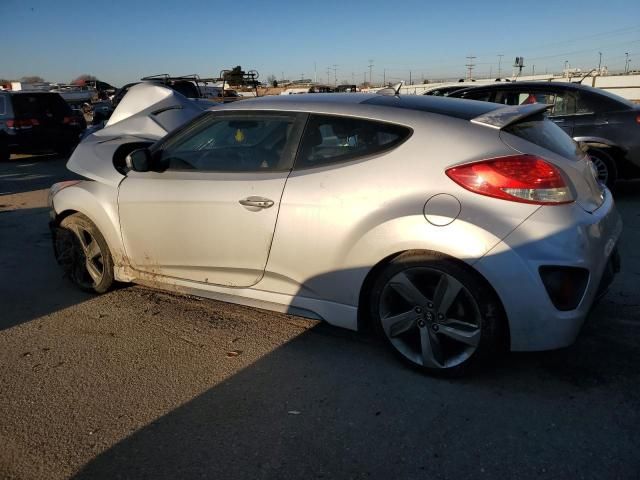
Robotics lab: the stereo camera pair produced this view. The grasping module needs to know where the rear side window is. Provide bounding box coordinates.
[459,89,493,102]
[576,92,622,114]
[296,115,411,168]
[505,115,582,160]
[12,94,70,118]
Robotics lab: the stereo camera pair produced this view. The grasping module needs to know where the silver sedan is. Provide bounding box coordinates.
[49,87,622,375]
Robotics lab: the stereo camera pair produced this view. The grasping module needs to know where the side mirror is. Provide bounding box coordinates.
[125,148,152,172]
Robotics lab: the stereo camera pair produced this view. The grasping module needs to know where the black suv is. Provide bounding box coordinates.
[0,91,83,162]
[450,82,640,188]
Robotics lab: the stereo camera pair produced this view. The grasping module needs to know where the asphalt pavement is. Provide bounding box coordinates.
[1,156,639,480]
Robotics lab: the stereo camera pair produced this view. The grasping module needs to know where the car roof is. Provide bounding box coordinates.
[214,92,501,121]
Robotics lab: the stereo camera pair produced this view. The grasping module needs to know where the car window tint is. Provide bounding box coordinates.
[576,92,620,114]
[461,90,493,101]
[12,94,70,118]
[0,96,6,115]
[161,114,296,172]
[506,115,582,159]
[296,115,411,169]
[551,91,576,116]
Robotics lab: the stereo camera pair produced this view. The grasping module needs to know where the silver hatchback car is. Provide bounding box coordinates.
[50,89,622,375]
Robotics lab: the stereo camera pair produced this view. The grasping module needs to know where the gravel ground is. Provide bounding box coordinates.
[1,156,639,480]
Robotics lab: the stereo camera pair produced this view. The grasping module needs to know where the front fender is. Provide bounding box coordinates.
[51,181,128,269]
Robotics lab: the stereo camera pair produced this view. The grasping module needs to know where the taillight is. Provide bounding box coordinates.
[5,118,38,129]
[636,114,640,124]
[445,154,574,205]
[63,116,80,126]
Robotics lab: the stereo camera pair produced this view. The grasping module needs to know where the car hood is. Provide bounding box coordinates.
[67,83,209,186]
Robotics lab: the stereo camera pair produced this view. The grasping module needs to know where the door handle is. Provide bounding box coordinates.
[239,196,274,209]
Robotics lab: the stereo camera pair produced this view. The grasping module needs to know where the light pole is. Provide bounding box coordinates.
[564,60,569,76]
[497,54,503,79]
[598,52,602,73]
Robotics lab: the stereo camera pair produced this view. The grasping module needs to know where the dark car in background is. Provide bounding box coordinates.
[449,82,640,188]
[0,91,83,162]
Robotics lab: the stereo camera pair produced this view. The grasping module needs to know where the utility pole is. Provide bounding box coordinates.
[368,59,374,86]
[598,52,602,73]
[532,65,535,76]
[497,54,503,78]
[564,60,569,76]
[383,68,386,85]
[314,62,317,83]
[465,55,476,80]
[333,64,338,86]
[409,71,412,85]
[326,67,331,84]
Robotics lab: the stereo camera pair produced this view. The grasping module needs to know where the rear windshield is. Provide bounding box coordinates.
[11,93,71,118]
[505,114,582,160]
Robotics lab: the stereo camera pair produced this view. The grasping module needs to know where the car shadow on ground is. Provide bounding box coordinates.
[72,294,640,480]
[0,205,93,330]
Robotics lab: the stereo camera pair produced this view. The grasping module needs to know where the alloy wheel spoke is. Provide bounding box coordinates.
[85,258,102,284]
[389,272,429,306]
[419,327,443,368]
[381,310,417,338]
[433,274,462,315]
[85,239,101,261]
[438,323,481,347]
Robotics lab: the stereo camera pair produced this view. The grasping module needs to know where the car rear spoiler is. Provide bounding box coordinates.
[470,103,552,130]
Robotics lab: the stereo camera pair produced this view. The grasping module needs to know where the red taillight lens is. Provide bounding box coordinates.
[446,155,574,205]
[63,116,79,126]
[636,114,640,124]
[6,118,37,129]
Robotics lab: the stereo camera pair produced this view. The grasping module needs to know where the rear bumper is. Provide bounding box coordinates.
[474,190,622,351]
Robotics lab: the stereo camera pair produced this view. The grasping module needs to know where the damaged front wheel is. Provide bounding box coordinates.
[55,213,114,293]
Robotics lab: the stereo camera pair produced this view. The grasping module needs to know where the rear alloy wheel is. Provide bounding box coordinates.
[587,148,617,190]
[55,213,114,293]
[370,252,505,376]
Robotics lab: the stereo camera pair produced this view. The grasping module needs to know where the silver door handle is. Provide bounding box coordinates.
[239,197,274,209]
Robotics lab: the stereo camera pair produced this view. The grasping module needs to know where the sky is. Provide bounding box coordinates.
[0,0,639,87]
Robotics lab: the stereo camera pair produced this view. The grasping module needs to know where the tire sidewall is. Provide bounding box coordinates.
[368,251,504,376]
[58,213,114,293]
[588,148,617,189]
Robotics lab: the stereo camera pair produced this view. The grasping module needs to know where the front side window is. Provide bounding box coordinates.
[296,115,411,168]
[159,113,299,172]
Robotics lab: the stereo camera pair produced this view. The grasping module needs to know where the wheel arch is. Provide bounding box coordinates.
[357,248,510,349]
[51,184,127,268]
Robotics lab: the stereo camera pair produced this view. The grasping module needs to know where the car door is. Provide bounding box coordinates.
[118,110,306,287]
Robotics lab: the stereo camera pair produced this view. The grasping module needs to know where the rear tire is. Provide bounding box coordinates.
[588,148,617,190]
[369,251,506,376]
[55,213,114,293]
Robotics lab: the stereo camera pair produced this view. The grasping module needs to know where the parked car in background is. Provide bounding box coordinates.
[49,93,621,376]
[449,82,640,188]
[0,91,83,161]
